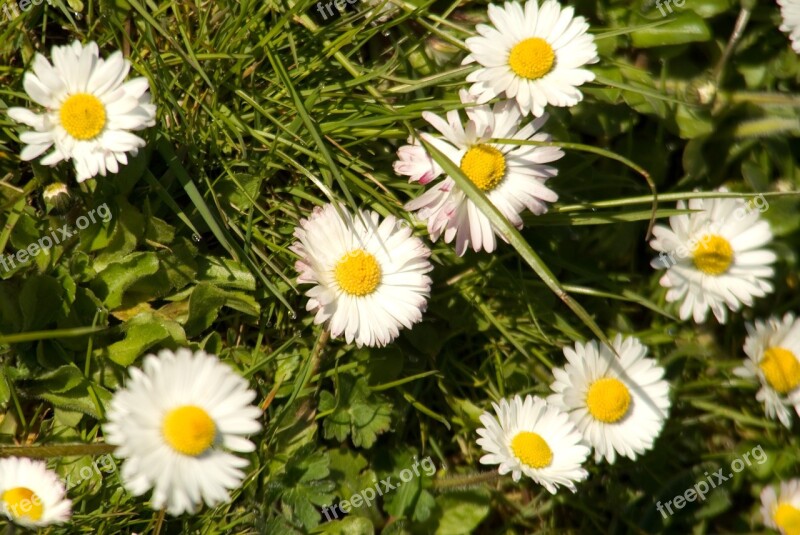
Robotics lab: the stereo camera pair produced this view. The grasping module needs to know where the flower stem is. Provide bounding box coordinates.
[0,443,115,458]
[432,470,504,491]
[153,508,166,535]
[713,6,751,87]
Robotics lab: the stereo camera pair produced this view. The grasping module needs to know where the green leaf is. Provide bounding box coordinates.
[315,517,375,535]
[217,172,264,211]
[319,375,392,449]
[271,399,318,459]
[30,365,85,393]
[0,369,11,407]
[91,252,160,309]
[144,213,176,244]
[53,408,84,427]
[20,274,65,331]
[102,312,176,366]
[673,105,714,139]
[268,447,336,530]
[430,490,491,535]
[66,0,84,13]
[8,211,40,252]
[184,282,260,336]
[386,478,435,523]
[325,447,383,525]
[88,198,144,266]
[684,0,735,18]
[0,281,21,332]
[22,365,112,419]
[631,12,712,48]
[127,238,199,297]
[262,518,304,535]
[196,256,257,291]
[158,238,198,290]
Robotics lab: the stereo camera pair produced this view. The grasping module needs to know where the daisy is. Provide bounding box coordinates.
[734,313,800,428]
[394,90,563,256]
[463,0,599,117]
[778,0,800,54]
[8,40,156,182]
[761,479,800,535]
[42,182,73,215]
[103,348,262,516]
[476,394,589,493]
[291,203,433,348]
[547,335,671,464]
[649,192,776,323]
[0,457,71,527]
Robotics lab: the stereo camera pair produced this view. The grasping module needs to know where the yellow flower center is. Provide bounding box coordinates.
[162,405,216,456]
[586,377,632,423]
[59,93,107,140]
[775,502,800,535]
[334,249,382,296]
[692,235,733,276]
[459,145,506,191]
[3,487,43,522]
[760,347,800,394]
[510,431,552,469]
[508,37,556,80]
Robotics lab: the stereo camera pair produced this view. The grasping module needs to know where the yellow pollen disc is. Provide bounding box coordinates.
[162,405,216,456]
[3,487,43,521]
[692,235,733,276]
[510,431,553,469]
[459,145,506,191]
[334,249,382,296]
[508,37,556,80]
[59,93,107,140]
[775,502,800,535]
[760,347,800,394]
[586,377,632,423]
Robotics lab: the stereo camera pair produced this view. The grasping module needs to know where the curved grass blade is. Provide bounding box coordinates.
[418,137,612,349]
[490,137,658,238]
[0,326,105,345]
[157,139,294,313]
[263,44,359,214]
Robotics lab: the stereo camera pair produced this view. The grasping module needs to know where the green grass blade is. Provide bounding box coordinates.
[418,137,613,349]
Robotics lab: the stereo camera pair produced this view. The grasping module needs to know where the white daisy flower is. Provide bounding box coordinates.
[103,348,262,516]
[463,0,599,117]
[547,335,671,464]
[761,479,800,535]
[778,0,800,54]
[649,192,776,324]
[734,313,800,429]
[476,394,589,493]
[8,40,156,182]
[394,90,563,256]
[0,457,71,527]
[291,203,433,348]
